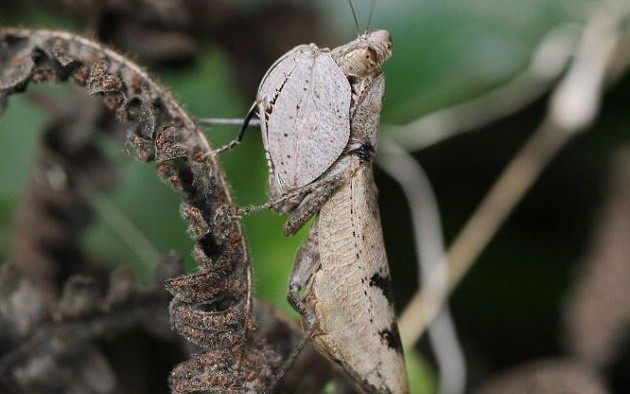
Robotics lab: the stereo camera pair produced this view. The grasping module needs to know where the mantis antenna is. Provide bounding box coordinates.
[367,0,377,32]
[347,0,361,34]
[348,0,377,33]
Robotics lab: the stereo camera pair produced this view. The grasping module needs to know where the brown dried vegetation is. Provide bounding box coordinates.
[0,28,282,393]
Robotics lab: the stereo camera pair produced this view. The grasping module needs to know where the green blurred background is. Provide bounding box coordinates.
[2,0,629,392]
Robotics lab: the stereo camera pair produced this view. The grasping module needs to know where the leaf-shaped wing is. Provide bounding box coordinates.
[258,46,351,193]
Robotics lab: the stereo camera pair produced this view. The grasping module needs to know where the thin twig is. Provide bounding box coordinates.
[86,192,162,269]
[378,140,466,394]
[398,1,628,348]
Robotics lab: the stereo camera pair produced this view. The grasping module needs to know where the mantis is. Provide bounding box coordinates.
[231,29,409,393]
[205,9,406,388]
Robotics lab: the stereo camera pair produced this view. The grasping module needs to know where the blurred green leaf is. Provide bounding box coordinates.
[0,94,45,261]
[318,0,585,123]
[406,347,437,394]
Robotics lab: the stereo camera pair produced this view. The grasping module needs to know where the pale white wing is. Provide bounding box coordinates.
[263,50,351,192]
[257,45,306,161]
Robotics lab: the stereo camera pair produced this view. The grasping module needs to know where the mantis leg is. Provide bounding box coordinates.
[206,101,258,154]
[266,223,321,393]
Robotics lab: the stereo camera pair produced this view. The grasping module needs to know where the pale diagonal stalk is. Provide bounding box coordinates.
[388,23,579,151]
[378,140,466,394]
[87,192,162,270]
[69,167,162,271]
[398,0,627,348]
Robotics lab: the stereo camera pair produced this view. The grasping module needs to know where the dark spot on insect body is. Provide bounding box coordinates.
[361,379,384,394]
[287,154,291,158]
[349,141,375,161]
[283,133,288,137]
[379,324,403,353]
[369,273,394,304]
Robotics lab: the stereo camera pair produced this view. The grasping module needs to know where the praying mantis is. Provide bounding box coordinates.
[215,27,409,393]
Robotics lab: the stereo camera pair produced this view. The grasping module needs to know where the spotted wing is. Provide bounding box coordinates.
[258,47,351,193]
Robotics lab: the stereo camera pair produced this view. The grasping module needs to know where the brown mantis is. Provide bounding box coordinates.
[285,71,409,393]
[217,28,409,393]
[206,15,408,391]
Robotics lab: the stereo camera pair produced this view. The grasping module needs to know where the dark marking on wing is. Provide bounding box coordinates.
[379,323,403,354]
[369,272,394,304]
[361,378,393,394]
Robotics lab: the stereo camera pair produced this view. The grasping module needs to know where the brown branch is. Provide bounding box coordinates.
[472,359,607,394]
[563,150,630,369]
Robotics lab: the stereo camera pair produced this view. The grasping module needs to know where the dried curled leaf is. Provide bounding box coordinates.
[0,28,279,392]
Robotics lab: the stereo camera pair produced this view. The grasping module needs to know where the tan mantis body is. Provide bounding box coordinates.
[297,160,408,394]
[288,72,408,393]
[237,30,407,393]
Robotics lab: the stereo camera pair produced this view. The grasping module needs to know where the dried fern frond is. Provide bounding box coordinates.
[0,28,280,393]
